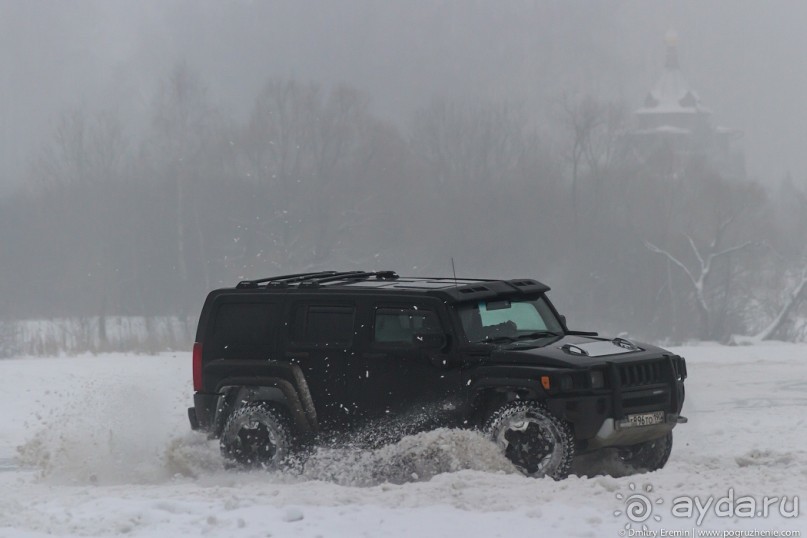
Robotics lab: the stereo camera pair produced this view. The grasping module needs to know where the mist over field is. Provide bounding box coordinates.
[2,1,807,350]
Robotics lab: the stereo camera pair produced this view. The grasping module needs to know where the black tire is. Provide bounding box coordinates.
[616,431,673,473]
[484,401,574,480]
[220,403,293,469]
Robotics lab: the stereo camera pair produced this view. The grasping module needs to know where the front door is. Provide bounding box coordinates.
[349,300,464,431]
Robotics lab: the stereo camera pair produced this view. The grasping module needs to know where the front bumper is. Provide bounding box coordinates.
[546,353,686,451]
[585,413,687,450]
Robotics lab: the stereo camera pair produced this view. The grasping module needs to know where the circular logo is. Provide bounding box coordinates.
[614,482,663,530]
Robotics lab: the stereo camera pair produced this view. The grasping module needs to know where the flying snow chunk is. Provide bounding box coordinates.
[282,508,304,522]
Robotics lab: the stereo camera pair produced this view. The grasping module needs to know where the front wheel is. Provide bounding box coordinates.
[616,431,673,473]
[220,403,293,469]
[484,401,574,480]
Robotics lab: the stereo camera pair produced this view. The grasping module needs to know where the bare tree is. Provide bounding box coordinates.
[241,79,379,272]
[410,97,531,189]
[554,95,628,226]
[36,108,127,188]
[645,215,756,340]
[29,107,130,320]
[752,267,807,341]
[148,62,217,296]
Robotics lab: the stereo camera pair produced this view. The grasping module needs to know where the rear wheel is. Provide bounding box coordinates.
[485,401,574,480]
[220,403,292,469]
[616,431,673,473]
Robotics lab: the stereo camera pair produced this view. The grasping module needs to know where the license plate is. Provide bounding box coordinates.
[625,411,665,427]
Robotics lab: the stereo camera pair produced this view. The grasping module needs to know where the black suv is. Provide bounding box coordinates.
[188,271,687,479]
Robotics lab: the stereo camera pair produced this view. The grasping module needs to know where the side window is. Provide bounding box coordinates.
[209,302,278,359]
[291,304,355,345]
[373,307,441,344]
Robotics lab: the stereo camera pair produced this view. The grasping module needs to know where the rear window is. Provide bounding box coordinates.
[291,304,355,345]
[208,302,278,359]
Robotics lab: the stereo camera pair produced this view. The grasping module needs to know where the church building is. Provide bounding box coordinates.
[628,31,744,179]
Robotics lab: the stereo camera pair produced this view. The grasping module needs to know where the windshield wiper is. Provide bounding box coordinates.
[478,331,560,344]
[515,331,561,341]
[480,335,517,344]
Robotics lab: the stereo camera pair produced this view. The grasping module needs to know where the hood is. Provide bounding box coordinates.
[488,335,669,368]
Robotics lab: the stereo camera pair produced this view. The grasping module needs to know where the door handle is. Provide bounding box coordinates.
[286,351,310,360]
[362,353,387,360]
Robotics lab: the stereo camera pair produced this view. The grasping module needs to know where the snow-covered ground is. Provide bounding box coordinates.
[1,344,805,537]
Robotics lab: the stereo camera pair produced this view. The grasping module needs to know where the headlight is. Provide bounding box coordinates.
[589,370,605,389]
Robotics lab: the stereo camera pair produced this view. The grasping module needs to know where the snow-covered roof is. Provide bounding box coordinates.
[635,31,712,116]
[633,125,692,136]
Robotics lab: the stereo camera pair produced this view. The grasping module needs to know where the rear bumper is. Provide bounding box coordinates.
[188,392,220,431]
[187,407,199,430]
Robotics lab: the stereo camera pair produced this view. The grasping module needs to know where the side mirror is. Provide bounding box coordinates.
[559,314,567,328]
[412,332,448,350]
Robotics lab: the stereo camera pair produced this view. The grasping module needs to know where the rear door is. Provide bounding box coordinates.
[283,298,357,429]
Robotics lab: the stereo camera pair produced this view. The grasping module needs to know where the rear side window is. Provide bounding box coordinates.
[291,304,355,345]
[208,302,278,359]
[374,308,442,343]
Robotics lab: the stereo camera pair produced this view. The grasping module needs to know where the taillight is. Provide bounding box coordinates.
[193,342,203,392]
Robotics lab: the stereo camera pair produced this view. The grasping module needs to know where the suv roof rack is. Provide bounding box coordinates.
[236,271,339,289]
[236,270,399,290]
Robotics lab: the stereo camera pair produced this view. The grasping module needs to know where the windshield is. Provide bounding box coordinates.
[455,297,564,343]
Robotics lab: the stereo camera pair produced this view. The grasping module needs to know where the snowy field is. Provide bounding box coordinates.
[1,344,805,537]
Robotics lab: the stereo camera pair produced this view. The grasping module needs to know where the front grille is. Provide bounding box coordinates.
[671,355,687,380]
[618,360,667,387]
[611,357,679,419]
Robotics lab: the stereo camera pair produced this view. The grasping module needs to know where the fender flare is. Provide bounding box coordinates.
[211,362,319,436]
[470,377,549,401]
[467,377,550,425]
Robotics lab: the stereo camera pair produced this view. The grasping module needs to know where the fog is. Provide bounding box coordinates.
[4,2,807,185]
[2,1,807,351]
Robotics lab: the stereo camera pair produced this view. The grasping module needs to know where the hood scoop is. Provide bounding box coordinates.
[561,338,641,357]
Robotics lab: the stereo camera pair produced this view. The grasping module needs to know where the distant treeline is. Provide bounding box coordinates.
[2,64,806,345]
[0,317,193,357]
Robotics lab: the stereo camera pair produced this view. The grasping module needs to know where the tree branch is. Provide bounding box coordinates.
[710,241,756,260]
[644,241,699,291]
[756,267,807,341]
[685,235,706,273]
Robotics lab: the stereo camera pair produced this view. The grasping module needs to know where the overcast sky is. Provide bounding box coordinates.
[2,1,806,191]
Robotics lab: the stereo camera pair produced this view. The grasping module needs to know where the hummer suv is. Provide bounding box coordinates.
[187,270,687,479]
